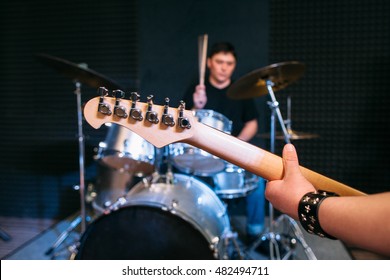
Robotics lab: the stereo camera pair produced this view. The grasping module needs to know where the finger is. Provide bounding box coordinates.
[264,180,279,201]
[282,144,302,180]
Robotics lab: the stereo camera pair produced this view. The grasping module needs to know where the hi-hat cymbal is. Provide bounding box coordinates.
[259,129,319,140]
[227,61,305,99]
[36,53,123,89]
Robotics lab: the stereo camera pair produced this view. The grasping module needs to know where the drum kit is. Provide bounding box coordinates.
[37,51,318,260]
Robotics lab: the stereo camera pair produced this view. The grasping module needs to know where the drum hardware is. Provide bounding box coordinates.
[228,61,316,260]
[36,54,123,256]
[43,81,89,256]
[259,94,319,140]
[44,216,83,256]
[246,212,316,260]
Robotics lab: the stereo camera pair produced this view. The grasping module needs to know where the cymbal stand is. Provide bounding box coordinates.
[284,94,292,131]
[247,80,316,260]
[45,81,88,255]
[74,81,88,233]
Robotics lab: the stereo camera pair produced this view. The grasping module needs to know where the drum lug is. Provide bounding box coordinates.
[105,196,127,214]
[170,199,179,209]
[210,236,220,259]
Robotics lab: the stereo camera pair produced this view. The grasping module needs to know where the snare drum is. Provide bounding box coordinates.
[75,173,232,260]
[170,110,232,176]
[213,164,259,199]
[96,123,155,176]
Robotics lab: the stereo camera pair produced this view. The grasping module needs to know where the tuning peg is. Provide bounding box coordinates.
[178,101,191,129]
[129,92,143,121]
[113,89,128,118]
[162,97,175,127]
[145,95,159,124]
[97,87,112,115]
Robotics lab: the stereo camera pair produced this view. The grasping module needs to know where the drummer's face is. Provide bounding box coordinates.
[207,52,236,85]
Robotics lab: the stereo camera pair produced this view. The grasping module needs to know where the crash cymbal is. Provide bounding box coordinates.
[227,61,305,99]
[36,53,123,89]
[259,129,319,140]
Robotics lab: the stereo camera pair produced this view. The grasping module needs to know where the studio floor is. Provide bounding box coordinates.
[2,211,383,260]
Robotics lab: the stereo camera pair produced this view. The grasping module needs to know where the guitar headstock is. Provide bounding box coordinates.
[83,87,196,148]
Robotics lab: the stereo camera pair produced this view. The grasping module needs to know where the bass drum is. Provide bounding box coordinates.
[75,173,232,260]
[170,110,232,176]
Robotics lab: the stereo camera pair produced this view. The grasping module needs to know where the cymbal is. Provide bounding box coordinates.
[227,61,305,99]
[36,53,123,89]
[259,129,319,140]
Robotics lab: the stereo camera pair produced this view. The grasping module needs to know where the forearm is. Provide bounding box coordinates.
[319,192,390,256]
[237,119,258,142]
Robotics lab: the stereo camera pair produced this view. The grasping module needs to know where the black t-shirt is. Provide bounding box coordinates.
[183,80,258,137]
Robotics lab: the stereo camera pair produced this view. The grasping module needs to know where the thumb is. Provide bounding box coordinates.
[282,144,302,180]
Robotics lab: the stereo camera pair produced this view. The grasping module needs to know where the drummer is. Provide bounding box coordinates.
[182,42,265,241]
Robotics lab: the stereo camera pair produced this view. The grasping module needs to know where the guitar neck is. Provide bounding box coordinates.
[82,95,365,197]
[185,122,365,197]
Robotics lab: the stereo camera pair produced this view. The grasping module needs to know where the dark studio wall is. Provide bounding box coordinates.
[269,0,390,194]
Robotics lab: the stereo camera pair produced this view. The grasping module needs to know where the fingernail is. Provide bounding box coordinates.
[285,144,294,152]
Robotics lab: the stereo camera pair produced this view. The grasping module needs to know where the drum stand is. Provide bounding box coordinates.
[247,80,316,260]
[45,81,89,256]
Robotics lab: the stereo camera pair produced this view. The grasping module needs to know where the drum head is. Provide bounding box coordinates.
[170,148,226,176]
[169,110,232,176]
[75,206,214,260]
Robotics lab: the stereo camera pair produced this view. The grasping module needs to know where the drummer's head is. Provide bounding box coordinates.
[207,42,237,86]
[208,42,237,60]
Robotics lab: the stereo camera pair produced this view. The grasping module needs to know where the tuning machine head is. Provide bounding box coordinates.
[162,97,175,127]
[113,89,128,118]
[145,95,159,124]
[129,92,143,121]
[178,101,191,129]
[97,87,112,116]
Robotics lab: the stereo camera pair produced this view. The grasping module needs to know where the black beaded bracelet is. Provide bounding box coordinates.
[298,190,339,240]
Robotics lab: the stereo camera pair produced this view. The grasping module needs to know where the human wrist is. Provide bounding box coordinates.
[298,190,339,239]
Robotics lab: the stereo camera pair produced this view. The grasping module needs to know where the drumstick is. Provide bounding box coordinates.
[198,34,208,85]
